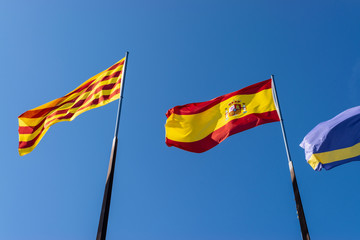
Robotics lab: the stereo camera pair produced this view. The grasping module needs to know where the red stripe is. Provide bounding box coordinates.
[166,79,272,117]
[19,70,122,119]
[165,110,280,153]
[18,126,45,149]
[19,118,46,134]
[19,79,121,134]
[18,89,121,149]
[108,60,124,70]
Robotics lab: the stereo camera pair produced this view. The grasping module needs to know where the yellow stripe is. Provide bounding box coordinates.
[307,156,320,170]
[308,142,360,169]
[165,88,276,142]
[19,118,42,127]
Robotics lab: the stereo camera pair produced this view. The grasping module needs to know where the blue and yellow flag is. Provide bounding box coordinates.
[300,106,360,171]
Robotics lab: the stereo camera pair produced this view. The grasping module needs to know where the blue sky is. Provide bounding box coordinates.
[2,0,360,239]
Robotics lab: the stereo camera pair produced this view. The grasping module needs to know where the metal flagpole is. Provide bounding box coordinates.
[271,75,310,240]
[96,52,129,240]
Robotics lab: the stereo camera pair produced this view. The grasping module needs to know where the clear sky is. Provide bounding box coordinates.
[2,0,360,239]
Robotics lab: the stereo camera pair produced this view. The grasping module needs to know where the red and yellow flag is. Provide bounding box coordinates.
[165,79,280,153]
[18,58,125,156]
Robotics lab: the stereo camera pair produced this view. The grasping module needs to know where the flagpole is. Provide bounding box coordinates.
[271,75,310,240]
[96,52,129,240]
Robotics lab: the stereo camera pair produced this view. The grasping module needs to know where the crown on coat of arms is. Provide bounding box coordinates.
[225,100,247,120]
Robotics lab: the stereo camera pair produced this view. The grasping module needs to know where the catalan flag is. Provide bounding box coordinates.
[300,106,360,171]
[18,58,125,156]
[165,79,280,153]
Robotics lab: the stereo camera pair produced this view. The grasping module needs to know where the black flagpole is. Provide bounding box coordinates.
[271,75,310,240]
[96,52,129,240]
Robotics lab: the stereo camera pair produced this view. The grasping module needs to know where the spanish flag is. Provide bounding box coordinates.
[18,58,125,156]
[165,79,280,153]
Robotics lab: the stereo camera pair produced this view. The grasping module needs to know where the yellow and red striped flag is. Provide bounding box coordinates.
[18,58,125,156]
[165,79,280,153]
